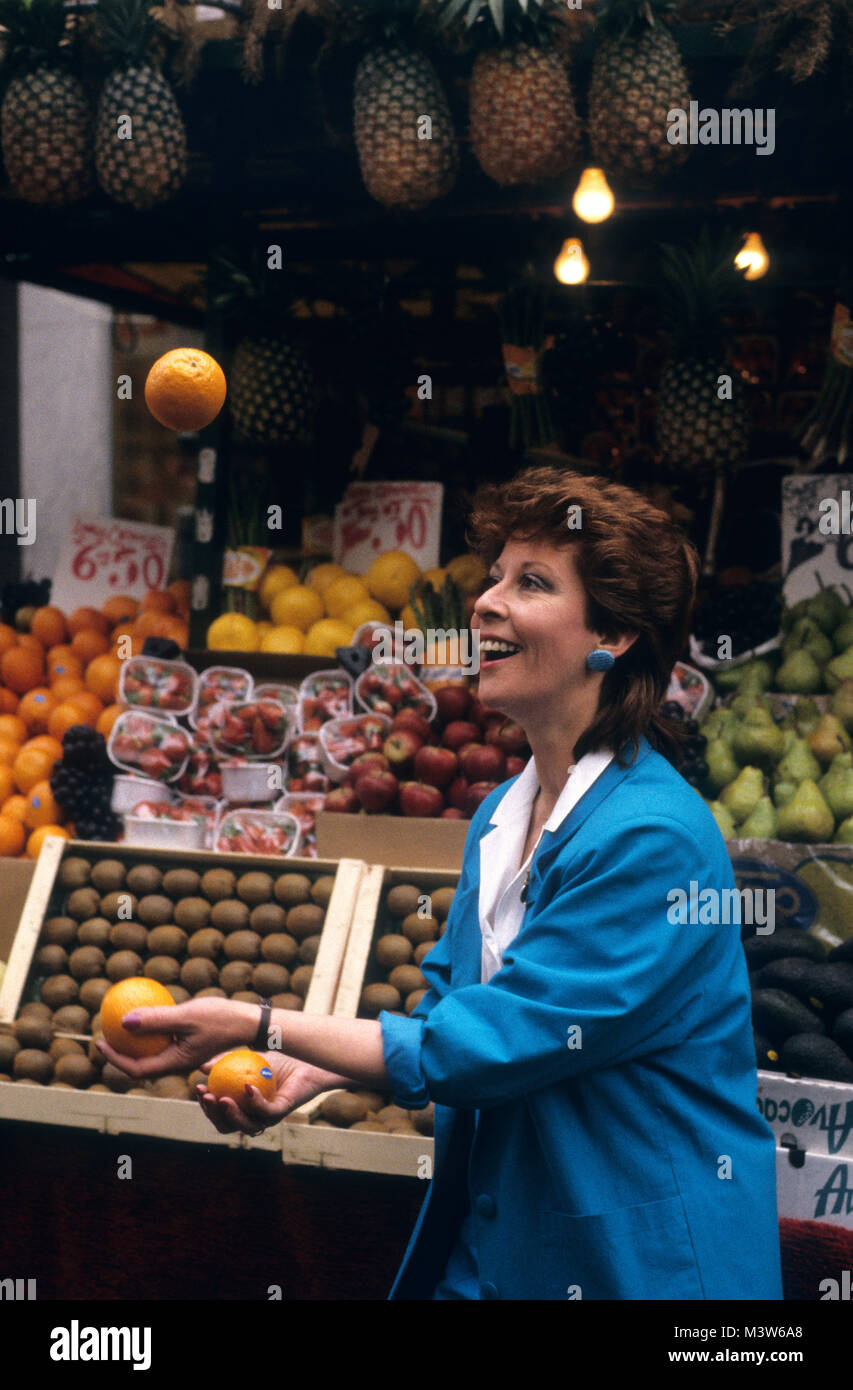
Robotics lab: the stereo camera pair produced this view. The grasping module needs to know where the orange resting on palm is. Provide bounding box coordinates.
[144,348,226,432]
[206,1048,276,1108]
[100,977,175,1058]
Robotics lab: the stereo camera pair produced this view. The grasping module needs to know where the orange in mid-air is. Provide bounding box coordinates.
[144,348,227,432]
[206,1049,276,1109]
[99,977,176,1058]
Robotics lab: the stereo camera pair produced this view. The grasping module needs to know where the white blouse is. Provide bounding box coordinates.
[478,749,614,984]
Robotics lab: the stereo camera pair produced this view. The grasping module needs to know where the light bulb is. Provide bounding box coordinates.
[572,168,614,224]
[734,232,769,281]
[554,238,590,285]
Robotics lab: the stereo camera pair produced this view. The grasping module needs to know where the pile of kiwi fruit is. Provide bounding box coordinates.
[0,855,335,1098]
[309,878,454,1136]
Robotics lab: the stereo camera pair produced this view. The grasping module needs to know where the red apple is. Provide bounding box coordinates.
[398,781,444,818]
[459,743,506,784]
[442,720,480,751]
[506,755,527,779]
[465,781,500,816]
[342,752,390,788]
[441,807,465,819]
[469,697,506,730]
[354,769,399,813]
[391,709,433,743]
[493,718,529,757]
[433,685,471,724]
[447,776,469,812]
[414,744,458,789]
[323,786,360,814]
[383,730,423,775]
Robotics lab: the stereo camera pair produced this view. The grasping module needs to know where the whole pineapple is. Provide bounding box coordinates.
[94,0,186,210]
[0,0,94,205]
[230,335,314,447]
[656,228,749,472]
[444,0,580,187]
[353,0,458,212]
[588,0,691,183]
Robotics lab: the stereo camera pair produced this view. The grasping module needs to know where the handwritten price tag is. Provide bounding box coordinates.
[333,482,443,573]
[51,516,175,613]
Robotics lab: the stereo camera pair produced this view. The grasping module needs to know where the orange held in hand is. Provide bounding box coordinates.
[100,977,175,1058]
[145,348,227,432]
[206,1048,276,1108]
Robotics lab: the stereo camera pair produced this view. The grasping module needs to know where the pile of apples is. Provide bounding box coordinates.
[322,684,530,820]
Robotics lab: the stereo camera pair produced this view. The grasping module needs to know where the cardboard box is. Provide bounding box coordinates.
[757,1071,853,1160]
[316,811,468,871]
[776,1145,853,1230]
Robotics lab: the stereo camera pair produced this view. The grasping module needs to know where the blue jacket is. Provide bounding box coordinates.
[380,737,783,1300]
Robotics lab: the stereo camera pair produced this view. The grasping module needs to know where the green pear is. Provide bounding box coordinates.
[818,753,853,822]
[781,597,811,632]
[708,801,738,839]
[776,779,835,842]
[806,588,847,634]
[833,617,853,653]
[720,765,765,823]
[773,780,797,809]
[823,645,853,693]
[782,618,834,666]
[831,679,853,732]
[773,736,822,786]
[701,708,738,744]
[715,662,750,692]
[739,796,778,840]
[731,708,785,770]
[730,692,773,717]
[833,815,853,845]
[774,646,823,695]
[807,712,853,766]
[794,697,821,736]
[705,737,741,793]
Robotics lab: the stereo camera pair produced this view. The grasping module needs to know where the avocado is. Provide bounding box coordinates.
[780,1032,853,1083]
[742,928,827,973]
[831,1007,853,1060]
[753,1031,782,1071]
[755,957,821,1003]
[750,988,826,1044]
[800,963,853,1021]
[827,938,853,965]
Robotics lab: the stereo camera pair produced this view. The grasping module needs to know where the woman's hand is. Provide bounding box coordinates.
[195,1052,356,1137]
[96,997,254,1078]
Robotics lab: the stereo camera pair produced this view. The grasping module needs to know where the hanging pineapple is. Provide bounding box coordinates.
[351,0,459,213]
[442,0,580,187]
[588,0,691,184]
[0,0,94,205]
[94,0,187,210]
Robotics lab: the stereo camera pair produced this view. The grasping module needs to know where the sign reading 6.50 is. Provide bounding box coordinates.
[53,516,174,613]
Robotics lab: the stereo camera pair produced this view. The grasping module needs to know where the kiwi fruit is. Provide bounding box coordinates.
[249,902,287,935]
[180,958,218,992]
[389,964,427,996]
[105,950,142,982]
[274,873,311,907]
[252,963,290,996]
[55,1053,97,1088]
[194,986,227,998]
[188,1068,207,1089]
[310,876,335,909]
[13,1049,53,1083]
[41,916,77,946]
[15,1014,53,1049]
[87,1039,106,1068]
[236,871,273,905]
[174,897,211,931]
[290,964,313,999]
[375,934,413,969]
[127,1086,150,1097]
[352,1089,385,1113]
[286,904,324,940]
[406,989,428,1014]
[387,1121,418,1134]
[211,899,250,932]
[187,928,225,960]
[100,891,138,922]
[320,1091,367,1127]
[19,1000,53,1019]
[77,978,109,1015]
[350,1119,387,1132]
[145,955,181,985]
[299,935,321,965]
[66,887,101,921]
[77,917,112,949]
[68,945,106,981]
[200,868,236,902]
[149,1074,191,1100]
[430,887,455,921]
[377,1103,409,1125]
[167,984,190,1004]
[90,859,127,894]
[402,913,439,945]
[125,863,163,896]
[40,974,79,1008]
[162,868,201,898]
[136,895,175,928]
[87,1083,109,1092]
[49,1036,84,1060]
[386,884,422,918]
[146,925,188,957]
[53,1003,91,1032]
[109,921,149,953]
[35,943,68,975]
[270,992,302,1010]
[261,933,299,967]
[360,983,401,1017]
[413,941,434,967]
[0,1035,20,1069]
[102,1062,133,1092]
[231,990,262,1005]
[223,929,261,962]
[219,960,252,994]
[58,856,92,889]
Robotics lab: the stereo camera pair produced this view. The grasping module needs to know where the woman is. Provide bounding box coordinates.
[100,468,783,1302]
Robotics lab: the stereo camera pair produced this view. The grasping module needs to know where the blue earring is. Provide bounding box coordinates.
[587,648,615,672]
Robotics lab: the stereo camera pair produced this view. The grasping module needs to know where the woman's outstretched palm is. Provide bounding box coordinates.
[197,1050,348,1136]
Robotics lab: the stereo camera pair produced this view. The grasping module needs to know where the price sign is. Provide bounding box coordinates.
[333,482,443,574]
[782,475,853,605]
[51,516,175,613]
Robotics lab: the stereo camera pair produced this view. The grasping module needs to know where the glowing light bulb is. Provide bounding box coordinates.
[572,168,614,224]
[554,238,590,285]
[734,232,769,281]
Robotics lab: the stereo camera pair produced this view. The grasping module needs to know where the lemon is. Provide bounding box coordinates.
[445,553,486,594]
[303,618,355,658]
[259,564,299,612]
[399,603,421,633]
[324,575,371,619]
[206,612,260,652]
[260,624,306,654]
[256,621,273,638]
[343,599,392,629]
[305,562,348,597]
[270,584,324,632]
[366,550,421,612]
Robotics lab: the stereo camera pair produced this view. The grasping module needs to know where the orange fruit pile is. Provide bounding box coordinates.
[99,977,176,1058]
[206,1049,276,1108]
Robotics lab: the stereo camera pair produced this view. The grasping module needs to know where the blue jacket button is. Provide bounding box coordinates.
[480,1282,500,1300]
[475,1194,496,1217]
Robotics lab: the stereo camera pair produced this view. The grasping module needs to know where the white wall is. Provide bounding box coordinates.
[18,283,113,583]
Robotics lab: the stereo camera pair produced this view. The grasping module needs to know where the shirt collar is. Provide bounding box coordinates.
[489,747,614,829]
